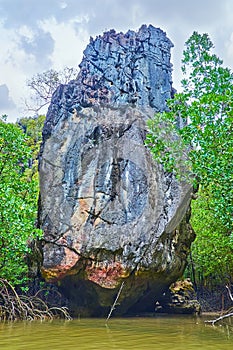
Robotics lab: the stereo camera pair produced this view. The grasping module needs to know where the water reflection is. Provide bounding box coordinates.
[0,316,232,350]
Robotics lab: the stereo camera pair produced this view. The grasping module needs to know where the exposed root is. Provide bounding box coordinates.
[0,279,72,321]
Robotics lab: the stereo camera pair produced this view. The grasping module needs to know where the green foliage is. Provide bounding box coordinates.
[0,116,42,286]
[18,115,45,144]
[18,115,46,168]
[146,31,233,230]
[188,188,233,286]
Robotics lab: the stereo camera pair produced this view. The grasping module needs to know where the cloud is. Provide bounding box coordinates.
[0,84,16,110]
[0,1,230,38]
[18,28,54,69]
[0,0,59,28]
[0,0,233,121]
[39,16,89,69]
[224,32,233,67]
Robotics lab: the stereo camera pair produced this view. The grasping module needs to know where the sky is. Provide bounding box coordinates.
[1,0,233,122]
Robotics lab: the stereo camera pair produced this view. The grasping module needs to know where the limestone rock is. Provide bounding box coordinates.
[158,279,201,314]
[38,25,195,316]
[43,24,174,140]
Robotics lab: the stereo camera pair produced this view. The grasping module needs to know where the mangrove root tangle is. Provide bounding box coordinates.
[0,278,72,321]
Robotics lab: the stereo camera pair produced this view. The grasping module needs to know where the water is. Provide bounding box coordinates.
[0,316,232,350]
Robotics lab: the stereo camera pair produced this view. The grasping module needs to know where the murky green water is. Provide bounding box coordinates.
[0,316,232,350]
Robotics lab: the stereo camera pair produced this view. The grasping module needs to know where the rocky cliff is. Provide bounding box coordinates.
[38,25,195,316]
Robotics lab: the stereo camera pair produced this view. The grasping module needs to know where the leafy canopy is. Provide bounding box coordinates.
[189,188,233,286]
[0,116,41,286]
[146,31,233,229]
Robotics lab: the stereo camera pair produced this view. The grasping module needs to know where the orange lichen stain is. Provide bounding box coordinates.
[86,261,129,289]
[93,217,102,227]
[78,198,90,214]
[41,247,80,282]
[41,266,63,282]
[135,267,147,277]
[41,263,79,282]
[71,198,93,229]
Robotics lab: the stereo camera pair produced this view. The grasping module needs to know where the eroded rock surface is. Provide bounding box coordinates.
[157,279,201,314]
[38,25,195,316]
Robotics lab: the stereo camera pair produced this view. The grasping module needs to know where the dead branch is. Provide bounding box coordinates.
[106,281,124,323]
[226,285,233,302]
[205,312,233,326]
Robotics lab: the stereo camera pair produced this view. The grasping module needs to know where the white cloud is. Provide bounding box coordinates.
[0,25,26,116]
[0,84,16,109]
[60,2,68,10]
[18,25,35,42]
[225,32,233,67]
[39,16,89,70]
[0,0,233,121]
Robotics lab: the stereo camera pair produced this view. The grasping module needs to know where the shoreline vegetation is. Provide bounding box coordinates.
[0,31,232,326]
[0,277,233,325]
[0,279,72,321]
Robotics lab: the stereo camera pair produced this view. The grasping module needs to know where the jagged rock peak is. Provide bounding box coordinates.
[80,24,173,108]
[44,24,173,139]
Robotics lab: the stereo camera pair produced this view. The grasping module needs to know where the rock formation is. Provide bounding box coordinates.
[38,24,195,316]
[157,279,201,314]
